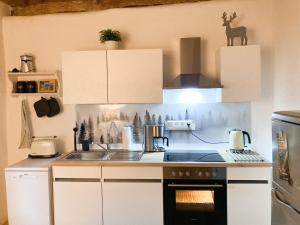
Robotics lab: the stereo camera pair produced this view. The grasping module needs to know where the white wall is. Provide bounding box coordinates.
[273,0,300,110]
[0,2,11,224]
[2,0,273,164]
[249,0,273,160]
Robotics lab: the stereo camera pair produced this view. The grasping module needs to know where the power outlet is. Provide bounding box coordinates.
[165,120,196,131]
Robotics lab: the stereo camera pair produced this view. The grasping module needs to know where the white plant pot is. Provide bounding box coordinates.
[105,41,119,50]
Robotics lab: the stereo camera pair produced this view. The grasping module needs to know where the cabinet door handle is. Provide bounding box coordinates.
[104,179,162,183]
[54,178,101,182]
[272,188,300,215]
[228,180,268,184]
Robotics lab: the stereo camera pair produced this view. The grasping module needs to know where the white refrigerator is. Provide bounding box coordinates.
[5,158,54,225]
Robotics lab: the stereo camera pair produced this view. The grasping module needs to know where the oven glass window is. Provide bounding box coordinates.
[175,190,214,212]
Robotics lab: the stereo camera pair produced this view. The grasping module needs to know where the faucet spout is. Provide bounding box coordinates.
[92,142,111,153]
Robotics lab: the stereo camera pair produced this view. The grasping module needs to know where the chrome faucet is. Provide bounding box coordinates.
[92,142,111,153]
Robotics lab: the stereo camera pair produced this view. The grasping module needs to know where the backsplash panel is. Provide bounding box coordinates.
[76,103,251,147]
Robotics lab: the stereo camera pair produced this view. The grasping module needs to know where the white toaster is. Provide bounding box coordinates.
[30,136,57,157]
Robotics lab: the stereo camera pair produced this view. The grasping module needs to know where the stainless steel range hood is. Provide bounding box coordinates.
[165,37,222,89]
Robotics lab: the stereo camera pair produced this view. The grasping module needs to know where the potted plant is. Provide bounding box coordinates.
[99,29,122,50]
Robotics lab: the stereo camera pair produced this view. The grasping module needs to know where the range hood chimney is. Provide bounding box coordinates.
[165,37,222,89]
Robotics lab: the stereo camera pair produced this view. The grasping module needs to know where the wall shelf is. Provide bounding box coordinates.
[8,71,57,76]
[8,70,62,97]
[10,93,59,97]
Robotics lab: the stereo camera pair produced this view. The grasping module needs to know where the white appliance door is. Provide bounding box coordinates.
[5,171,51,225]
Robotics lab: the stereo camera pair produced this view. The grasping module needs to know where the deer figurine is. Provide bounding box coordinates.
[222,12,248,46]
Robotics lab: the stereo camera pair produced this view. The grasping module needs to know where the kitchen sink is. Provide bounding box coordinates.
[108,151,143,161]
[61,150,143,161]
[63,151,107,161]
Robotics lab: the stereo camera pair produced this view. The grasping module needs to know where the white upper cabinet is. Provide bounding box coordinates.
[220,45,261,102]
[62,51,108,104]
[107,49,163,104]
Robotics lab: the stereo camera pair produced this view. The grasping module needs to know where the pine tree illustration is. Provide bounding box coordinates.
[78,122,86,144]
[138,116,142,129]
[152,114,157,125]
[88,116,95,143]
[165,114,170,121]
[108,121,118,143]
[83,120,90,141]
[158,115,163,124]
[138,116,143,142]
[133,113,140,142]
[144,110,151,125]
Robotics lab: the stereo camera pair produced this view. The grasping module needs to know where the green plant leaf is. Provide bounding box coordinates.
[99,29,122,43]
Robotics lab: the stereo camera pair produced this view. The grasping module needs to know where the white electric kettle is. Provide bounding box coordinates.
[229,129,251,150]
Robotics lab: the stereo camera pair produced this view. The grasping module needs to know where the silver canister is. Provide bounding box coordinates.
[20,55,35,72]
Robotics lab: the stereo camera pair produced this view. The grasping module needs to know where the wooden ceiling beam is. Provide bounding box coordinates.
[2,0,211,16]
[0,0,28,7]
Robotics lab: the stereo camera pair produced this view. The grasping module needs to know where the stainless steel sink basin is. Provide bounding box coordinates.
[61,150,143,161]
[63,151,107,161]
[108,151,143,161]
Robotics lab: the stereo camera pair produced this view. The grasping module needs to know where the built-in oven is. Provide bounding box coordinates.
[163,167,227,225]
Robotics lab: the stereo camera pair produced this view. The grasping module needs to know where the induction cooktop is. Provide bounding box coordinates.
[163,150,225,162]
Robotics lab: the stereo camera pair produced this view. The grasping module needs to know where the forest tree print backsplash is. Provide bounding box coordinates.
[76,103,251,146]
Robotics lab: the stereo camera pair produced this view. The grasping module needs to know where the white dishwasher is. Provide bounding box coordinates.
[5,158,55,225]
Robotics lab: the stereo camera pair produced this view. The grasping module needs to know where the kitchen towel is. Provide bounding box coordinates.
[19,99,33,149]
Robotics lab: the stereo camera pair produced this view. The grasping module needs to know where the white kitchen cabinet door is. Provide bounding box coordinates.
[227,183,271,225]
[62,51,108,104]
[53,180,102,225]
[107,49,163,104]
[227,167,271,225]
[220,45,261,102]
[103,182,163,225]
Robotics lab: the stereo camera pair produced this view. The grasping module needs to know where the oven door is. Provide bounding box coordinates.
[163,180,227,225]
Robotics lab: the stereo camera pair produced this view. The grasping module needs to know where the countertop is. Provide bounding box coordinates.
[6,157,57,171]
[51,150,272,167]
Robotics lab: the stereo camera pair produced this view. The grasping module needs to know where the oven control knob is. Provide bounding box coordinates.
[179,171,183,176]
[205,172,210,177]
[185,171,190,176]
[212,172,217,178]
[172,171,176,177]
[198,171,203,177]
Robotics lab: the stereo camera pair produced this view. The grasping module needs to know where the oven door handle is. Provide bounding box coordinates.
[167,184,223,188]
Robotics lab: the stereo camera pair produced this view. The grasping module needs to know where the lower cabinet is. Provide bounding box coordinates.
[52,166,102,225]
[102,166,164,225]
[103,182,163,225]
[52,166,163,225]
[227,167,272,225]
